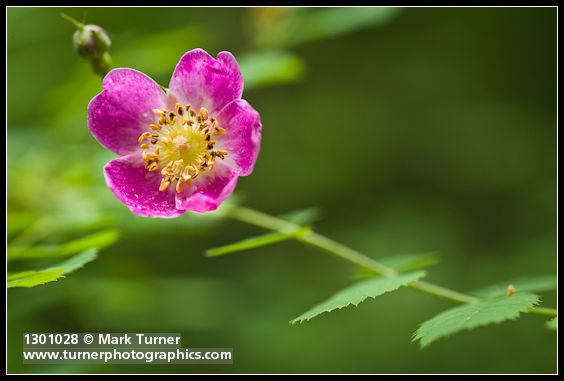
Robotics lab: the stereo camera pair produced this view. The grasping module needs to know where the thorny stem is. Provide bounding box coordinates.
[227,206,557,317]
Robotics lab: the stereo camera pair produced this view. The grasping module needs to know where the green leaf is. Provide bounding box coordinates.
[239,50,306,90]
[470,274,556,298]
[291,271,426,324]
[413,293,539,348]
[7,269,64,288]
[546,317,557,331]
[254,8,403,49]
[7,249,98,289]
[7,245,57,261]
[206,226,311,257]
[7,229,119,261]
[56,229,119,257]
[357,252,439,277]
[48,248,98,274]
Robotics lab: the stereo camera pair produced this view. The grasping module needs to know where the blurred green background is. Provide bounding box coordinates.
[7,6,556,374]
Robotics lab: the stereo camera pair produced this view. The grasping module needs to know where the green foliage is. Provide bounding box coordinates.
[239,50,306,90]
[51,248,98,273]
[470,274,556,297]
[112,24,213,76]
[291,271,426,324]
[7,249,97,288]
[7,269,65,288]
[206,226,311,257]
[545,317,557,331]
[8,229,119,261]
[253,7,403,48]
[6,210,40,237]
[413,293,540,348]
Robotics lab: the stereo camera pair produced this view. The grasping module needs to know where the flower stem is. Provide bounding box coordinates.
[227,206,556,317]
[60,13,84,29]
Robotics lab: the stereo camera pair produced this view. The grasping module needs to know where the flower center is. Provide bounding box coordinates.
[138,103,228,193]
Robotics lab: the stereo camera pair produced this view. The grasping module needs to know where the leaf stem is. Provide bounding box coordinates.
[227,206,556,317]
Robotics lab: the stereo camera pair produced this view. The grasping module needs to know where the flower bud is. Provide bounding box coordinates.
[72,24,111,59]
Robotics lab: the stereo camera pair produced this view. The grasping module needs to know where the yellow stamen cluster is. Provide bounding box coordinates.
[138,103,228,193]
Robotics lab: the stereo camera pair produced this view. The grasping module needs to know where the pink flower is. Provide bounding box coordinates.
[87,48,262,217]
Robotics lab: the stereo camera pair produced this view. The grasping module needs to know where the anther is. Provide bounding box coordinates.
[176,178,185,193]
[159,178,171,191]
[214,126,226,135]
[138,132,153,143]
[199,107,208,121]
[175,103,184,115]
[161,161,174,175]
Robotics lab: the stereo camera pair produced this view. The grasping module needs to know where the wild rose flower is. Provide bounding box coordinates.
[87,48,262,217]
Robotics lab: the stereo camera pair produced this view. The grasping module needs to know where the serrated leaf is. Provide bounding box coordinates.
[291,270,426,324]
[357,252,439,278]
[48,248,98,274]
[470,274,556,298]
[7,249,98,289]
[413,293,539,348]
[7,269,64,288]
[546,317,557,331]
[7,229,119,261]
[206,226,311,257]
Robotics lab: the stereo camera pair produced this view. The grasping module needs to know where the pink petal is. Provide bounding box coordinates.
[175,163,239,214]
[168,49,243,115]
[104,153,184,218]
[88,68,170,155]
[216,99,262,176]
